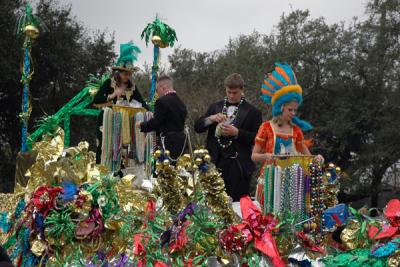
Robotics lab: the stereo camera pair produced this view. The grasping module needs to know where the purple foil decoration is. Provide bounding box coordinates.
[115,253,128,267]
[161,202,197,246]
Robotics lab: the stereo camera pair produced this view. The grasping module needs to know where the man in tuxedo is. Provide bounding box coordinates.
[139,75,188,160]
[194,73,262,201]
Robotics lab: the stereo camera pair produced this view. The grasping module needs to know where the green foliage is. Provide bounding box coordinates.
[0,0,116,190]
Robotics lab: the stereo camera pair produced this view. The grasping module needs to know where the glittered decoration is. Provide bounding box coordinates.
[194,149,236,224]
[153,150,187,215]
[322,248,388,267]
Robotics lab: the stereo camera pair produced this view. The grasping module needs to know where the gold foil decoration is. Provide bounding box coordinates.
[340,220,365,250]
[194,150,236,224]
[388,250,400,267]
[153,150,187,215]
[31,238,47,256]
[115,175,153,213]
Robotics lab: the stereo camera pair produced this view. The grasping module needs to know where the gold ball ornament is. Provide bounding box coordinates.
[151,35,168,48]
[328,163,335,169]
[154,150,162,158]
[195,158,203,166]
[311,222,318,230]
[164,150,171,157]
[163,159,170,166]
[204,154,211,162]
[192,164,199,171]
[24,24,40,39]
[336,166,341,173]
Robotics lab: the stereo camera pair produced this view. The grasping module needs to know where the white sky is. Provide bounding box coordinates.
[57,0,368,68]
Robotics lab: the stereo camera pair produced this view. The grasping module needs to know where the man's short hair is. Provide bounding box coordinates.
[224,73,244,89]
[157,75,173,89]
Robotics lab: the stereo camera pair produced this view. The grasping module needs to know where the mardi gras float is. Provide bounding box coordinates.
[1,3,399,267]
[1,129,399,267]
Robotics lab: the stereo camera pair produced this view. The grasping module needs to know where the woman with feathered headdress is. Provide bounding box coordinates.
[252,63,324,207]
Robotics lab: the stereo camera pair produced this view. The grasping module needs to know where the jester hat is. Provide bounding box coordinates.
[112,42,141,72]
[261,62,313,131]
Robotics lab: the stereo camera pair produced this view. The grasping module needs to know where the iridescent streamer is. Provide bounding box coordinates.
[21,47,30,152]
[150,45,159,110]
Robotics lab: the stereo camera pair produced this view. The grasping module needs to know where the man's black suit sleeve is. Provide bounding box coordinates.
[236,108,262,145]
[140,98,166,133]
[194,104,215,133]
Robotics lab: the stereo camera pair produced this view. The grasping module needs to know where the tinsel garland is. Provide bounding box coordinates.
[153,150,186,215]
[194,149,236,224]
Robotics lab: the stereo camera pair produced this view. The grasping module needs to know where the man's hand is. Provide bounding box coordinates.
[209,113,227,123]
[221,124,239,137]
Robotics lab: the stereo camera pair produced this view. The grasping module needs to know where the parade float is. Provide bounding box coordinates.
[0,3,399,267]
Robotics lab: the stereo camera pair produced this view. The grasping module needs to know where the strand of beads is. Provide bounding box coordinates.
[216,97,245,149]
[273,166,282,212]
[297,165,305,220]
[134,112,145,163]
[307,162,325,245]
[144,112,154,178]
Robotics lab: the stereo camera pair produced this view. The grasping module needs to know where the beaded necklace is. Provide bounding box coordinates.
[216,97,245,148]
[134,112,145,163]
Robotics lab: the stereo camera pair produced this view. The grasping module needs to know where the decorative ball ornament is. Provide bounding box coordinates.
[24,24,40,39]
[311,222,318,231]
[164,150,171,158]
[163,159,170,166]
[204,154,211,163]
[154,150,162,158]
[195,158,203,166]
[335,166,341,173]
[155,162,162,169]
[328,163,335,169]
[151,35,168,48]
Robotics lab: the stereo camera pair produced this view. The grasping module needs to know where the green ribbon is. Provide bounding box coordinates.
[28,74,106,150]
[322,248,388,267]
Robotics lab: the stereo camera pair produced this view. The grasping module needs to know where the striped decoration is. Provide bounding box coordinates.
[101,108,114,170]
[134,112,145,163]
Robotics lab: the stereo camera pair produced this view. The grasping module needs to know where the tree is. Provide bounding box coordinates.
[0,0,116,192]
[168,2,400,206]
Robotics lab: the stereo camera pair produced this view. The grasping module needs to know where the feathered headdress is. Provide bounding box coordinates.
[112,42,141,72]
[261,63,312,131]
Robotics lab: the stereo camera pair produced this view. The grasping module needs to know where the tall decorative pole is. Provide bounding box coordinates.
[141,16,178,110]
[16,2,41,152]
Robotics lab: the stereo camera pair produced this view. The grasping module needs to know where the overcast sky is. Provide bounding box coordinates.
[60,0,368,68]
